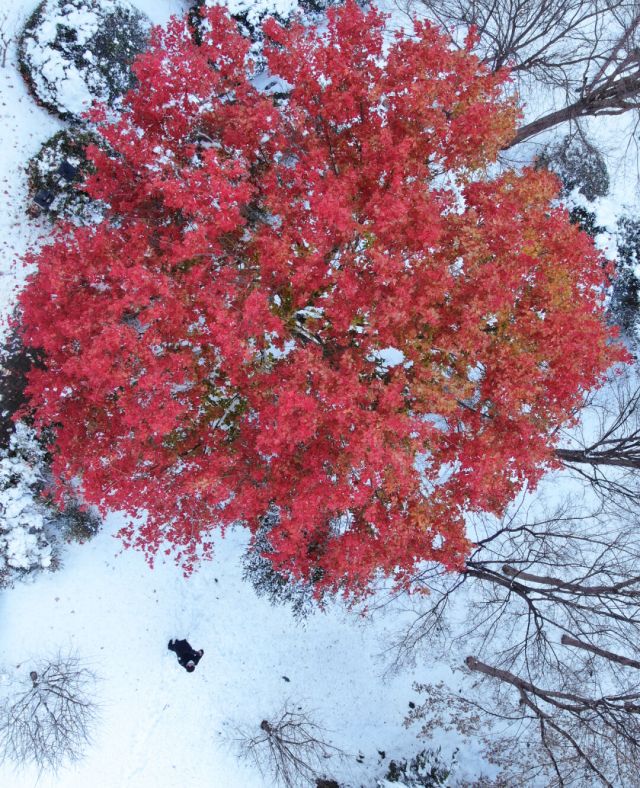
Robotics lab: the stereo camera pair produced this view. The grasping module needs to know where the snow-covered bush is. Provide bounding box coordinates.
[380,747,456,787]
[567,204,604,239]
[616,215,640,274]
[58,497,101,543]
[1,330,100,567]
[610,216,640,341]
[538,134,610,201]
[0,654,98,773]
[193,0,299,36]
[0,328,41,449]
[18,0,150,119]
[0,422,56,587]
[26,128,104,223]
[537,136,608,248]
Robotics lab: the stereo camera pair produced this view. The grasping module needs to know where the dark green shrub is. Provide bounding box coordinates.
[0,326,43,450]
[610,216,640,340]
[54,498,101,543]
[568,205,604,239]
[191,0,298,42]
[242,509,323,619]
[189,0,343,67]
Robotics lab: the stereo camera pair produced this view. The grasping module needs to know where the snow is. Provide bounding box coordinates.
[377,347,405,368]
[35,50,92,115]
[130,0,186,21]
[0,515,457,787]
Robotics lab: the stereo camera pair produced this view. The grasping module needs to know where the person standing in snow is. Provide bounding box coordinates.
[168,638,204,672]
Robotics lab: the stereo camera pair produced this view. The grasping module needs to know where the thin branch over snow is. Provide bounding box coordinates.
[235,703,343,788]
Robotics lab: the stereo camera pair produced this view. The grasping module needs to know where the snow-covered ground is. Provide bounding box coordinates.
[0,5,59,337]
[1,516,442,788]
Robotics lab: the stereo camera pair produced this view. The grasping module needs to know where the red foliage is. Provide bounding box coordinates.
[19,3,624,593]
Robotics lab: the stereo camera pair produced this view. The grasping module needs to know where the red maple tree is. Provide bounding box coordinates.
[19,3,623,593]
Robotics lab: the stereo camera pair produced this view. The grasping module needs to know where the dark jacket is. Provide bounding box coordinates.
[168,639,203,671]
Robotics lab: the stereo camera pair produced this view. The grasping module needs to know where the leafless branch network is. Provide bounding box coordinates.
[235,703,342,788]
[386,477,640,785]
[555,365,640,502]
[410,0,640,144]
[0,654,98,774]
[0,12,11,70]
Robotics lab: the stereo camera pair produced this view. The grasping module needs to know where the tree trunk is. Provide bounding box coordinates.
[508,69,640,146]
[554,447,640,470]
[508,101,590,146]
[561,635,640,670]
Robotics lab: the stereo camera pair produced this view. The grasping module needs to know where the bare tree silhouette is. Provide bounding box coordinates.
[0,654,98,773]
[235,703,342,788]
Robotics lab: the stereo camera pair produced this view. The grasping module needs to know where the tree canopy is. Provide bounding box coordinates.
[19,3,623,594]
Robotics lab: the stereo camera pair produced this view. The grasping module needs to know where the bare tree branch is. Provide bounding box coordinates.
[0,654,98,774]
[388,483,640,784]
[234,703,342,788]
[412,0,640,144]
